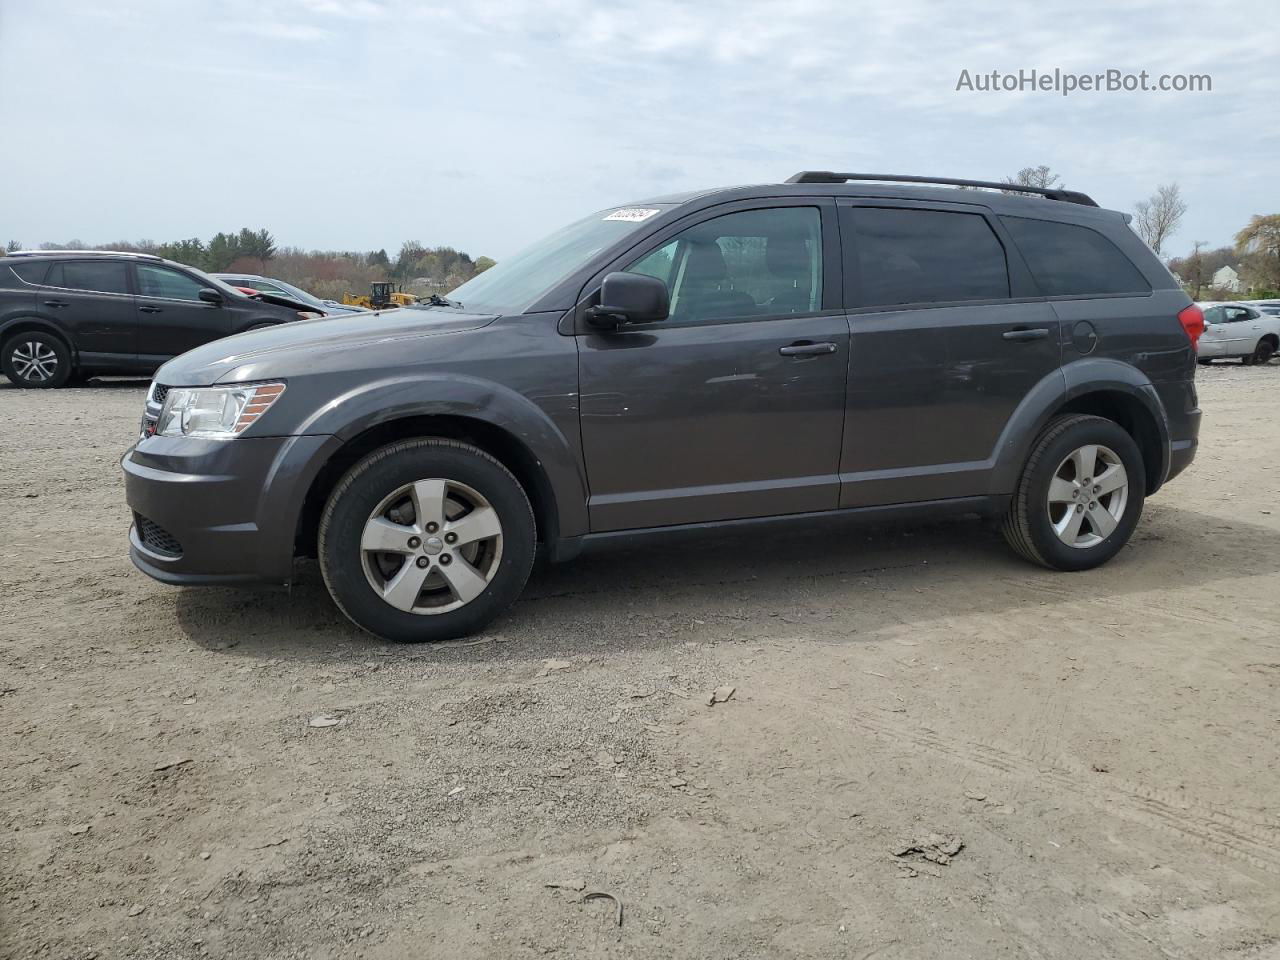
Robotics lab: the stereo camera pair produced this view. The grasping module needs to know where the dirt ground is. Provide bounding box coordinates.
[2,364,1279,960]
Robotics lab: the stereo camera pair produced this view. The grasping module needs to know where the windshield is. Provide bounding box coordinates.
[444,204,675,314]
[270,279,325,309]
[194,268,249,298]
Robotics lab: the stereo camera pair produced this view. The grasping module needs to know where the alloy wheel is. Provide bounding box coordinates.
[11,340,59,382]
[1046,443,1129,549]
[359,478,503,614]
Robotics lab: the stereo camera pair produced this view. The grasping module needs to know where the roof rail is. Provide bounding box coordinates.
[6,249,164,260]
[784,171,1098,207]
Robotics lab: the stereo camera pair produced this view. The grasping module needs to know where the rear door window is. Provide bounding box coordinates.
[1001,216,1151,297]
[849,207,1010,307]
[47,260,131,294]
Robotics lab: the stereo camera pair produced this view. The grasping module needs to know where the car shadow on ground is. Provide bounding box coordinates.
[0,376,151,391]
[172,501,1280,666]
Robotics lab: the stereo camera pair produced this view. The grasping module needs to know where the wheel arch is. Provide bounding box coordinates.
[0,316,76,357]
[992,359,1172,497]
[1052,390,1165,495]
[294,413,562,561]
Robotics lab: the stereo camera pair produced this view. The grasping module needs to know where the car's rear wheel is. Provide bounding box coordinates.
[1,332,72,388]
[1001,414,1145,572]
[318,438,535,642]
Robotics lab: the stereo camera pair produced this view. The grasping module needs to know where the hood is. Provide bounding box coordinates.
[156,306,500,386]
[248,291,314,312]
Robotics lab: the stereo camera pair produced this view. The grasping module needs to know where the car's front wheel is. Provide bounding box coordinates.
[318,439,536,642]
[1,331,72,388]
[1002,414,1145,572]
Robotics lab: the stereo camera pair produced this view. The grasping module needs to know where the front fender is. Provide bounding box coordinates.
[296,373,589,538]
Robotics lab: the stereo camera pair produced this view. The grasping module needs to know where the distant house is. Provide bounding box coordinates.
[1212,265,1244,293]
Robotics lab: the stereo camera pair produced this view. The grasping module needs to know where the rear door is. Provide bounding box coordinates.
[577,200,849,531]
[132,263,232,361]
[838,200,1062,506]
[41,259,139,368]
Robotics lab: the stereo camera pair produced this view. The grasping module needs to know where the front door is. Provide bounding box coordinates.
[577,201,849,532]
[132,263,231,362]
[837,201,1063,506]
[1213,304,1260,357]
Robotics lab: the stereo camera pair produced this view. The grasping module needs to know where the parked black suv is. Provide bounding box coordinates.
[123,172,1203,642]
[0,251,323,388]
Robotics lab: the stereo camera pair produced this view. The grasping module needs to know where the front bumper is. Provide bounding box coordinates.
[123,432,338,586]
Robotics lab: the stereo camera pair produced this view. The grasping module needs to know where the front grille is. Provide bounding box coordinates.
[141,382,170,438]
[135,513,183,557]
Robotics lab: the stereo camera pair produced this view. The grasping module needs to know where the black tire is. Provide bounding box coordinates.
[319,438,535,642]
[1001,414,1146,572]
[1251,340,1276,366]
[1,331,72,388]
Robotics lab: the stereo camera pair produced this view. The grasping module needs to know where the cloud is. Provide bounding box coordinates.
[0,0,1274,257]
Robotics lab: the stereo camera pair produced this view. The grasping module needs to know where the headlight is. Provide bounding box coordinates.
[155,383,286,439]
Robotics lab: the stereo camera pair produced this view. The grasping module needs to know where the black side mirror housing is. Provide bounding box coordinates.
[586,272,669,329]
[198,287,224,304]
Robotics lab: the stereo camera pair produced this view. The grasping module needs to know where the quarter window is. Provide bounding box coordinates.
[47,260,130,295]
[851,207,1009,307]
[1001,216,1150,297]
[8,260,50,283]
[136,265,206,301]
[625,207,822,322]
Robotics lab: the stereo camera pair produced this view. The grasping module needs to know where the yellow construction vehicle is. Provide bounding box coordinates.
[342,281,418,310]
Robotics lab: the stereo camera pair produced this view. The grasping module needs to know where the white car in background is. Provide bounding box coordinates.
[1196,302,1279,365]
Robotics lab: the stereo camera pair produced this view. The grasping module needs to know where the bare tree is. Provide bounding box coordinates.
[1004,166,1063,190]
[1234,214,1280,292]
[1183,241,1208,299]
[5,240,20,253]
[1133,183,1187,256]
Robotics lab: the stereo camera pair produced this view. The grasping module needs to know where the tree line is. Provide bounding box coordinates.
[5,231,496,304]
[8,177,1279,301]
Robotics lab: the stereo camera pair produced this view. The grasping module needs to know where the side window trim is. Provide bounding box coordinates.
[571,197,843,334]
[839,201,1018,310]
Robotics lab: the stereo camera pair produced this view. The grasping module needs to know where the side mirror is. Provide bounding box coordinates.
[586,272,669,329]
[198,287,224,304]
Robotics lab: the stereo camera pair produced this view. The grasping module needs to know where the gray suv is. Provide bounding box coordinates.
[123,172,1204,642]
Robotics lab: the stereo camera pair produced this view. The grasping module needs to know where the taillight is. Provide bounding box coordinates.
[1178,304,1205,346]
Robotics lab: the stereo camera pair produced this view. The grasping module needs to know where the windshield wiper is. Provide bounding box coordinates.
[423,293,463,308]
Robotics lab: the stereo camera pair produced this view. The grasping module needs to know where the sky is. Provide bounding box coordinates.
[1,0,1275,261]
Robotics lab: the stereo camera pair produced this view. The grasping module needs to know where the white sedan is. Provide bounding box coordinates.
[1196,302,1279,365]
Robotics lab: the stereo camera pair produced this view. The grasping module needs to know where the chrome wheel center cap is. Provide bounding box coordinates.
[423,536,445,555]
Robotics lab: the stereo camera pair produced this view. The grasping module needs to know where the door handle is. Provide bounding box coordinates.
[779,341,837,357]
[43,299,69,308]
[139,305,163,314]
[1002,327,1050,342]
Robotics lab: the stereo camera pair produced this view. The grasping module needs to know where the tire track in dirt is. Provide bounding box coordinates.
[825,706,1280,875]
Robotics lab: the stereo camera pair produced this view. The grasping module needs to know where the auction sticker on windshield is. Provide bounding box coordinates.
[603,208,660,222]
